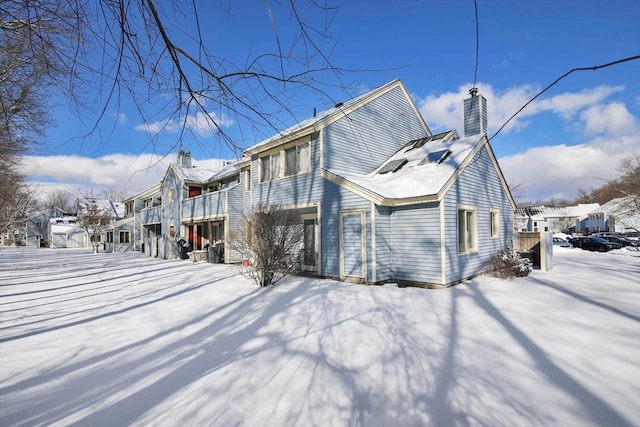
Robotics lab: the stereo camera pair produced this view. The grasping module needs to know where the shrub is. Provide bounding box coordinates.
[490,249,532,279]
[229,203,305,287]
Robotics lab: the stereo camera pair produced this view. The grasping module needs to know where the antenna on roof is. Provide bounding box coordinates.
[469,87,478,97]
[313,107,316,117]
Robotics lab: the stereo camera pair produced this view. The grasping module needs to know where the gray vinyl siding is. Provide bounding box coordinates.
[252,132,323,206]
[374,206,392,282]
[227,184,244,263]
[389,202,442,284]
[323,85,429,174]
[320,182,372,280]
[162,168,183,258]
[442,146,514,284]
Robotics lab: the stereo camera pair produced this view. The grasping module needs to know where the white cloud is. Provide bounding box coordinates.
[113,112,128,125]
[25,153,229,201]
[579,102,637,136]
[135,111,234,137]
[417,83,639,201]
[415,83,625,136]
[499,132,640,201]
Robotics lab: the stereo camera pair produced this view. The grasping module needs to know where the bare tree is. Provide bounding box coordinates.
[230,203,305,287]
[47,189,76,212]
[100,188,130,203]
[76,199,112,253]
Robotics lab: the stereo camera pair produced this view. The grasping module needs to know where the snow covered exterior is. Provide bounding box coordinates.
[584,197,640,233]
[128,80,515,286]
[515,203,600,234]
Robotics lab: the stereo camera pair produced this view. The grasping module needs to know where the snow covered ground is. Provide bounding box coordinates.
[0,246,638,427]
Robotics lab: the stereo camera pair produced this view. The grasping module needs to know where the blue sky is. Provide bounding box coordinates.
[30,0,640,202]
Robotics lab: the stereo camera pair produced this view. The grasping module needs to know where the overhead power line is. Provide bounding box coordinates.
[489,55,640,141]
[472,0,479,88]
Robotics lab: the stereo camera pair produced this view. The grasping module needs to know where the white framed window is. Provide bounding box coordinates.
[490,209,499,238]
[285,142,310,176]
[119,231,130,243]
[458,205,477,254]
[244,168,252,191]
[168,187,175,202]
[260,152,280,182]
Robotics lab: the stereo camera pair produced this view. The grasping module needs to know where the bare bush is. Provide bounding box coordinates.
[230,203,305,287]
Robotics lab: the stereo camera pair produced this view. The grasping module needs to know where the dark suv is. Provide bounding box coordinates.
[569,236,622,252]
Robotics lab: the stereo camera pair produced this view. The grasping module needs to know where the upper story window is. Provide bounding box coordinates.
[244,168,252,191]
[168,187,176,202]
[124,201,134,216]
[259,135,311,183]
[285,142,310,176]
[261,152,281,182]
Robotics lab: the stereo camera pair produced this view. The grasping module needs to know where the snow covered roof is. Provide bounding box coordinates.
[245,79,413,155]
[324,132,486,205]
[589,197,628,215]
[172,164,218,183]
[516,203,601,220]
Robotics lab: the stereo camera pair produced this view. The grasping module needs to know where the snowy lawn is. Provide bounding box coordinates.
[0,246,638,427]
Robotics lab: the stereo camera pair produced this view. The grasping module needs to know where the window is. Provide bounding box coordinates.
[119,231,130,243]
[125,201,134,216]
[106,231,114,243]
[458,206,477,254]
[35,221,43,228]
[490,209,499,238]
[168,187,175,202]
[285,142,310,176]
[260,152,280,182]
[169,225,175,237]
[244,169,251,191]
[420,149,451,165]
[378,158,408,174]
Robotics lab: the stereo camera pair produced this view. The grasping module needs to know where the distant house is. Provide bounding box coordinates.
[514,203,600,234]
[584,197,639,233]
[129,79,515,287]
[51,199,123,249]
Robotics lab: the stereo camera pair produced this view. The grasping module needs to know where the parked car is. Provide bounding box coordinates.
[622,231,639,241]
[599,235,640,247]
[553,237,572,248]
[569,236,623,252]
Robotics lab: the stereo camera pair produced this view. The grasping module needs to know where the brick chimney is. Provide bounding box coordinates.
[462,87,487,137]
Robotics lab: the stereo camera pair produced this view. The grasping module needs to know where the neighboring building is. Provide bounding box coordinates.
[514,203,600,234]
[51,199,123,249]
[584,197,640,233]
[131,79,515,287]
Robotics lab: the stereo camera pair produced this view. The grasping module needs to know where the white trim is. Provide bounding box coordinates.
[339,209,367,282]
[301,213,319,272]
[370,201,377,283]
[490,208,500,239]
[457,204,478,254]
[440,201,446,285]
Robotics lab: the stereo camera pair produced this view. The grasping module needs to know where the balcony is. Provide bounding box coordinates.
[140,206,162,224]
[182,190,227,222]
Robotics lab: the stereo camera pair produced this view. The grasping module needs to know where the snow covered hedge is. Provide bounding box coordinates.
[490,249,533,279]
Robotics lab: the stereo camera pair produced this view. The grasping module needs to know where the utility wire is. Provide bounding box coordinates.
[472,0,479,88]
[489,55,640,141]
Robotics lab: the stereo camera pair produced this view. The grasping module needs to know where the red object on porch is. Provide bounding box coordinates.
[242,259,251,266]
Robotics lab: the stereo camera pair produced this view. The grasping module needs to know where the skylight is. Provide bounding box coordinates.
[419,149,451,165]
[378,158,408,174]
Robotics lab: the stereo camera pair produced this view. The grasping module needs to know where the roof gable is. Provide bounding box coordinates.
[245,79,430,155]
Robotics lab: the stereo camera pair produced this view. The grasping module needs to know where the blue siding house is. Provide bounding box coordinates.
[127,79,515,286]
